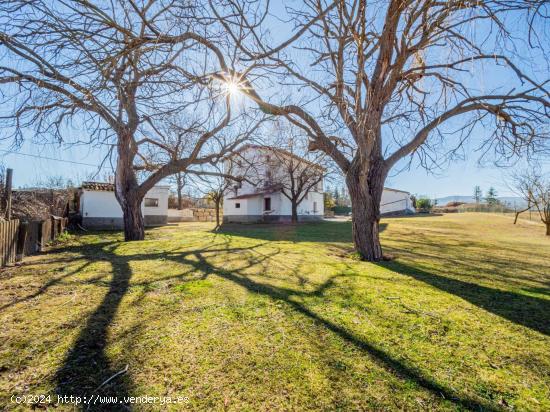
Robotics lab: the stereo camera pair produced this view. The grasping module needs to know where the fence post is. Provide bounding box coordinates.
[4,168,13,220]
[51,216,56,240]
[38,220,45,252]
[16,221,28,262]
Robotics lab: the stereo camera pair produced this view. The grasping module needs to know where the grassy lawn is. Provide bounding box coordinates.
[1,213,549,411]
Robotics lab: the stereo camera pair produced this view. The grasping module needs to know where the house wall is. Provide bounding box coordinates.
[143,186,170,217]
[223,196,261,223]
[223,192,324,223]
[278,191,324,218]
[380,189,414,215]
[80,186,170,229]
[223,146,325,223]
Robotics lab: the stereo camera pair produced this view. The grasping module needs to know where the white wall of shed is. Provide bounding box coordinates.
[80,186,169,218]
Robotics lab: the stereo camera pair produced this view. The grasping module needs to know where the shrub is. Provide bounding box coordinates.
[333,205,352,215]
[416,197,433,212]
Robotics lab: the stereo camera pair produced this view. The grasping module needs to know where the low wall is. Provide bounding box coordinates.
[82,209,219,228]
[144,215,168,226]
[83,215,167,229]
[167,208,194,222]
[168,208,221,223]
[193,208,221,222]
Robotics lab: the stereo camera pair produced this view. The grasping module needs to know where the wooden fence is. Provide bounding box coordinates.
[0,219,19,267]
[0,216,68,267]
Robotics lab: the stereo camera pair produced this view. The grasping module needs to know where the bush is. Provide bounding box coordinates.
[416,197,433,212]
[333,205,352,215]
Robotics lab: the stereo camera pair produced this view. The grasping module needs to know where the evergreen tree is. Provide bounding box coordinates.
[485,187,499,205]
[474,186,482,203]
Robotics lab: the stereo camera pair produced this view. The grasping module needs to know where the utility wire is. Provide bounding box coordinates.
[0,149,111,169]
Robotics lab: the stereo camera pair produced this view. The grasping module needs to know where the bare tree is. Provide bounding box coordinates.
[0,0,250,240]
[172,172,186,210]
[186,152,256,229]
[513,169,550,234]
[260,123,328,223]
[212,0,550,260]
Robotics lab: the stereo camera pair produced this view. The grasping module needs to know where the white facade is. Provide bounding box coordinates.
[223,146,324,223]
[381,188,415,214]
[79,183,170,229]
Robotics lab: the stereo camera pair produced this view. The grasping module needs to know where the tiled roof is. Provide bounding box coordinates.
[81,181,115,191]
[227,188,280,200]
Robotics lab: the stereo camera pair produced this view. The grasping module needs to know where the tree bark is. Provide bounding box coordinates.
[121,194,145,240]
[177,172,183,210]
[546,222,550,236]
[346,162,385,261]
[215,199,221,229]
[291,201,298,223]
[115,132,145,241]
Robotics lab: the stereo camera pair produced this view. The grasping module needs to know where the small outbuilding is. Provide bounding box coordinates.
[78,182,170,229]
[380,187,415,215]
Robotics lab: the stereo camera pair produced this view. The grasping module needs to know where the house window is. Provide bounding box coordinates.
[264,197,271,211]
[235,203,241,209]
[144,198,159,207]
[313,201,318,213]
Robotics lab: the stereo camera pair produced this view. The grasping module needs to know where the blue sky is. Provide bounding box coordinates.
[3,138,546,198]
[0,1,548,198]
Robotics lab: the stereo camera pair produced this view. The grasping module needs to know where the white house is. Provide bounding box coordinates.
[380,187,415,215]
[79,182,170,229]
[223,145,324,223]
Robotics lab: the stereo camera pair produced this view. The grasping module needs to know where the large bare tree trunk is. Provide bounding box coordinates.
[291,201,298,223]
[546,222,550,236]
[115,133,145,241]
[346,162,385,261]
[121,194,145,240]
[215,199,221,229]
[176,172,183,210]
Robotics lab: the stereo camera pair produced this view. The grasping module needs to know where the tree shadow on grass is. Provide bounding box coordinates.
[48,235,497,411]
[378,260,550,337]
[217,221,387,244]
[50,239,269,411]
[154,247,498,411]
[53,242,133,411]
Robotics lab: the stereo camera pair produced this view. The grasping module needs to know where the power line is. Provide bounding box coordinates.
[0,149,111,169]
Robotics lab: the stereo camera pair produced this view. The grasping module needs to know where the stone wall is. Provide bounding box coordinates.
[167,208,194,222]
[193,208,221,222]
[167,208,221,222]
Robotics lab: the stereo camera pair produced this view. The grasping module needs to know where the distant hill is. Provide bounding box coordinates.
[435,195,475,205]
[435,195,528,208]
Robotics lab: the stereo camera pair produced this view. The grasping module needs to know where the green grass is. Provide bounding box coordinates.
[0,213,549,411]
